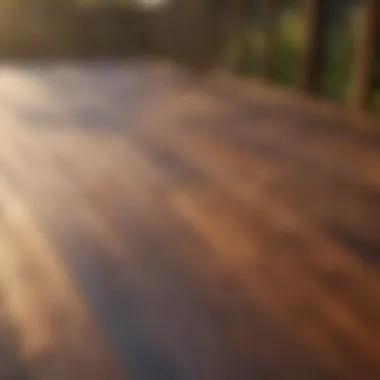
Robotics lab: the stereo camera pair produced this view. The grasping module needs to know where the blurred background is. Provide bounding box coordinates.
[0,2,379,379]
[0,0,378,115]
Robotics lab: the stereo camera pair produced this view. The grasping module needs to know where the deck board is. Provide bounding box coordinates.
[0,61,380,380]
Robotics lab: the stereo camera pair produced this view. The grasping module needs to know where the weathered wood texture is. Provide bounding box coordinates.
[0,62,380,380]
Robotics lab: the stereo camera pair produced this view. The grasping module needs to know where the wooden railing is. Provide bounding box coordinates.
[0,6,156,58]
[149,0,379,116]
[0,1,377,117]
[218,0,380,116]
[301,0,378,110]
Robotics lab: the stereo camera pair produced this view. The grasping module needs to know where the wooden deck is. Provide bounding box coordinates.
[0,61,380,380]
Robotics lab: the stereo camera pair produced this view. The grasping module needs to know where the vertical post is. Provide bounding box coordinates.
[262,0,279,80]
[201,1,235,70]
[300,0,326,94]
[234,0,255,73]
[350,0,379,110]
[223,0,247,72]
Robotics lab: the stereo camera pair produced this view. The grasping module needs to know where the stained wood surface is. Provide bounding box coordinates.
[0,61,380,380]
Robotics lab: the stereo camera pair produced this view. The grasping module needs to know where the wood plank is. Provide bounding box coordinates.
[171,183,380,379]
[0,181,127,380]
[0,61,379,380]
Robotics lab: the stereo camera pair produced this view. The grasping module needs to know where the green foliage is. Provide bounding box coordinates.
[225,0,379,114]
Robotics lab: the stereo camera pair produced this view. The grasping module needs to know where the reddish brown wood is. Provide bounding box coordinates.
[0,62,380,380]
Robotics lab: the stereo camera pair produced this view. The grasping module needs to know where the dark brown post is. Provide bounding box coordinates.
[262,0,280,80]
[234,0,255,73]
[300,0,325,94]
[351,0,379,110]
[221,0,248,72]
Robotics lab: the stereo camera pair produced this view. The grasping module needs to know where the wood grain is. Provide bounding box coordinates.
[0,61,379,380]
